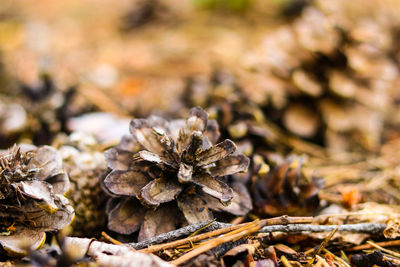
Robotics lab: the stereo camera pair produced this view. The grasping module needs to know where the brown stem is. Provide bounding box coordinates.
[346,239,400,252]
[139,216,312,253]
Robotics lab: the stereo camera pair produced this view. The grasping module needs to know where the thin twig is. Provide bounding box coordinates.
[315,212,400,220]
[307,228,338,266]
[305,227,338,267]
[131,220,230,249]
[136,220,381,253]
[138,216,312,253]
[260,223,386,234]
[340,250,350,265]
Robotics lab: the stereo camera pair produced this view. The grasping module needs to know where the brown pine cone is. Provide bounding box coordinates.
[102,107,252,241]
[57,133,107,237]
[0,144,74,255]
[238,1,400,152]
[182,70,288,156]
[251,154,324,216]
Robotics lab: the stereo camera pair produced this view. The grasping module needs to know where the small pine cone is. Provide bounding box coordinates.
[183,71,260,132]
[121,0,177,30]
[57,133,107,237]
[251,154,324,216]
[16,74,93,146]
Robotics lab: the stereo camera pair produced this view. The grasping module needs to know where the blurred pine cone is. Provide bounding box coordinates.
[8,74,93,147]
[120,0,191,31]
[121,0,168,30]
[0,144,74,255]
[239,1,400,152]
[251,154,324,216]
[182,70,286,156]
[0,96,27,148]
[102,107,252,241]
[56,133,107,238]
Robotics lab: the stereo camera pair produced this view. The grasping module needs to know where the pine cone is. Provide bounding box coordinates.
[182,70,284,155]
[120,0,191,31]
[239,2,400,152]
[252,154,324,216]
[18,74,93,145]
[103,107,252,241]
[0,145,74,255]
[57,133,107,237]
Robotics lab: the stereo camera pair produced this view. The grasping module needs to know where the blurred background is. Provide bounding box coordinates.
[1,0,400,155]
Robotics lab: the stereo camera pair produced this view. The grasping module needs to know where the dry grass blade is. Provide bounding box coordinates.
[188,219,216,238]
[366,240,400,259]
[281,255,294,267]
[346,239,400,252]
[101,231,124,246]
[171,221,260,265]
[382,255,400,265]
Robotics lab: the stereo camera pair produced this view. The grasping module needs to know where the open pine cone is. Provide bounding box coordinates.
[102,107,252,241]
[0,145,74,255]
